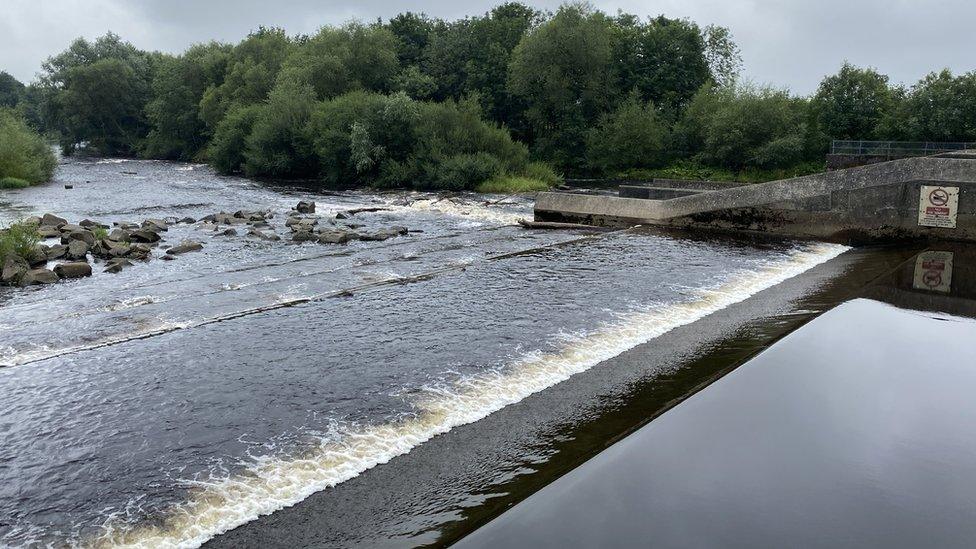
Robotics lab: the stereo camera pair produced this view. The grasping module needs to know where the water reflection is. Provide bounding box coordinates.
[456,245,976,549]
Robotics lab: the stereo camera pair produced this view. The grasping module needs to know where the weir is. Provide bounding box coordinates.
[536,153,976,243]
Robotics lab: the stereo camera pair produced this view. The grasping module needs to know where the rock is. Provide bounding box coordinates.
[296,201,316,214]
[61,229,96,247]
[161,254,176,261]
[20,268,59,286]
[220,228,238,236]
[1,256,28,285]
[292,231,317,242]
[108,228,130,242]
[26,216,42,226]
[64,184,73,189]
[180,217,196,224]
[166,240,203,255]
[38,226,61,238]
[199,214,217,223]
[335,211,348,220]
[27,245,49,267]
[317,229,354,244]
[103,258,134,273]
[125,243,152,260]
[142,219,169,232]
[66,239,91,260]
[129,229,161,243]
[285,216,302,228]
[54,262,92,279]
[247,228,280,241]
[79,219,107,229]
[46,244,68,261]
[114,221,139,229]
[359,227,408,242]
[40,213,67,227]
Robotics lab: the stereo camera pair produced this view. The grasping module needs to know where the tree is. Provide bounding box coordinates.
[812,62,893,140]
[586,92,669,173]
[632,16,711,114]
[242,80,318,178]
[0,108,56,184]
[39,32,156,155]
[386,12,439,68]
[905,70,976,142]
[703,25,742,88]
[0,72,25,109]
[508,4,613,170]
[144,42,231,160]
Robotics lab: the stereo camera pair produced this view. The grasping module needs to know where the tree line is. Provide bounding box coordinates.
[2,2,976,189]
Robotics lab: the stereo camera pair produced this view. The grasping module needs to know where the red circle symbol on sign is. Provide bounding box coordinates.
[929,188,950,206]
[923,270,943,288]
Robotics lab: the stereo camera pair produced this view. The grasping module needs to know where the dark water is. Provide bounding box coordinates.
[0,159,846,547]
[458,251,976,548]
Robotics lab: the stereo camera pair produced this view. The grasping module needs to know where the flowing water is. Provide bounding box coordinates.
[0,158,848,547]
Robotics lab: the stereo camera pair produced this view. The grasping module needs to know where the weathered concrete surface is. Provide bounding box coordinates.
[618,186,705,200]
[537,156,976,243]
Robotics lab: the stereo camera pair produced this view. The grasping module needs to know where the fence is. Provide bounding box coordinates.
[830,140,976,157]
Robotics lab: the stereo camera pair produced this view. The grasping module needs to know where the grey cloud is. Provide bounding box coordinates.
[1,0,973,95]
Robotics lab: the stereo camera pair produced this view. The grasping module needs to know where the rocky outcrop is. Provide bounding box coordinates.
[66,239,90,260]
[296,201,316,214]
[165,240,203,255]
[21,268,59,286]
[54,262,92,279]
[129,229,161,243]
[1,256,28,285]
[46,244,68,261]
[40,213,67,227]
[317,229,355,244]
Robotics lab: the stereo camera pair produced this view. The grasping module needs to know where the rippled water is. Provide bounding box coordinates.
[0,159,847,547]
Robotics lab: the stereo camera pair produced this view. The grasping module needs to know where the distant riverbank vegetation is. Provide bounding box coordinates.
[0,109,56,189]
[3,2,976,190]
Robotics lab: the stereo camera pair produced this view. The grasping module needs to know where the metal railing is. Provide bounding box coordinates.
[830,140,976,157]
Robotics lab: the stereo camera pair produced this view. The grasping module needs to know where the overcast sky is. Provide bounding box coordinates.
[1,0,973,95]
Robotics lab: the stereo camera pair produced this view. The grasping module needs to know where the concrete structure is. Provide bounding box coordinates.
[536,154,976,243]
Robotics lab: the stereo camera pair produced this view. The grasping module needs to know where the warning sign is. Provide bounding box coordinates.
[912,250,953,293]
[917,185,959,228]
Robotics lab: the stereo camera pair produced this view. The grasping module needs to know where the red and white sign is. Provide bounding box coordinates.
[918,185,959,228]
[912,250,953,293]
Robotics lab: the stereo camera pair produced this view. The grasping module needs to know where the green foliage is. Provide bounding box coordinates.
[0,219,41,264]
[242,80,318,178]
[0,71,25,109]
[587,93,669,174]
[904,70,976,142]
[0,109,56,184]
[0,177,31,189]
[91,226,109,240]
[508,4,614,170]
[678,84,810,170]
[209,105,262,174]
[476,175,552,193]
[432,152,503,190]
[618,158,824,184]
[521,161,562,185]
[812,62,894,140]
[39,33,156,156]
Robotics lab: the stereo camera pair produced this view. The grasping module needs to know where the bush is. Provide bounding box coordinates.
[0,177,31,189]
[0,220,40,264]
[476,175,552,193]
[522,161,562,186]
[209,105,262,174]
[0,109,56,184]
[586,93,669,174]
[431,152,503,190]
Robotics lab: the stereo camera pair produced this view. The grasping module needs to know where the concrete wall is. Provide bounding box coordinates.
[536,156,976,244]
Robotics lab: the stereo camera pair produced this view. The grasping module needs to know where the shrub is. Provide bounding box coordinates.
[0,177,31,189]
[476,175,552,193]
[209,105,262,174]
[0,109,56,184]
[586,93,669,174]
[430,152,503,190]
[521,161,562,186]
[0,220,40,264]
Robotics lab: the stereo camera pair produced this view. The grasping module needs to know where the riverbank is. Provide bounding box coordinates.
[204,245,919,548]
[457,247,976,547]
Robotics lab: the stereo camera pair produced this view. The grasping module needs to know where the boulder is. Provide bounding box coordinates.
[199,214,217,223]
[317,229,354,244]
[66,239,90,260]
[46,244,68,261]
[220,228,238,236]
[108,228,130,242]
[79,219,107,229]
[114,221,139,230]
[359,227,408,242]
[129,229,161,243]
[180,217,196,224]
[1,256,28,285]
[103,258,134,274]
[142,219,169,232]
[25,216,42,226]
[292,231,317,242]
[335,211,348,220]
[161,254,176,261]
[296,201,316,214]
[40,213,67,227]
[27,245,49,267]
[20,268,59,286]
[61,229,96,247]
[38,226,61,238]
[54,262,92,279]
[248,228,280,241]
[126,243,152,260]
[166,240,203,255]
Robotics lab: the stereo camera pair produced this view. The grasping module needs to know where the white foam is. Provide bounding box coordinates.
[397,198,528,226]
[89,242,848,548]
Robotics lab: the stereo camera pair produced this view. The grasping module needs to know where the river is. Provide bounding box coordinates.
[0,158,847,547]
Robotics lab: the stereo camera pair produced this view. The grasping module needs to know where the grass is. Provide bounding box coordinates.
[616,159,826,184]
[476,175,553,194]
[0,177,31,189]
[0,219,41,264]
[92,226,109,240]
